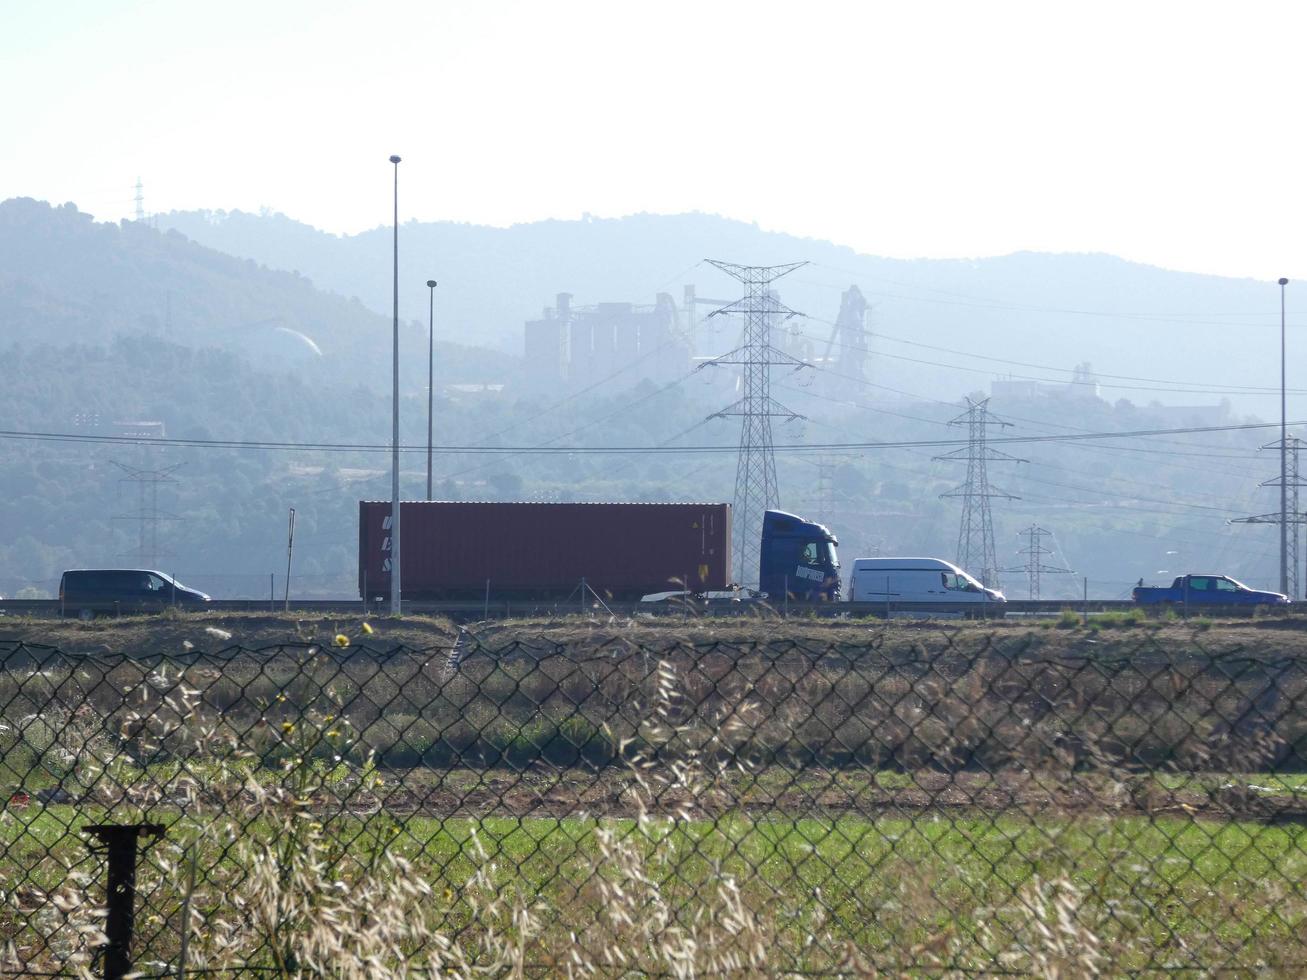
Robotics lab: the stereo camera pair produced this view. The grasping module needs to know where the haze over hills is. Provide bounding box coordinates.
[0,196,1292,599]
[159,208,1295,418]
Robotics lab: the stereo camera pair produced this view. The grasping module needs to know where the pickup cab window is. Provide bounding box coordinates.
[1215,578,1239,592]
[1188,577,1210,591]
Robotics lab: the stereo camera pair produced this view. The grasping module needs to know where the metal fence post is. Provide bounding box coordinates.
[284,507,296,613]
[84,823,163,980]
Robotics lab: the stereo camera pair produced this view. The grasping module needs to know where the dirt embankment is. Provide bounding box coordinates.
[5,608,1307,658]
[0,610,456,655]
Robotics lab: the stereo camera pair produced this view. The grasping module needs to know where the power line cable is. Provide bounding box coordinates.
[0,418,1297,455]
[793,320,1302,397]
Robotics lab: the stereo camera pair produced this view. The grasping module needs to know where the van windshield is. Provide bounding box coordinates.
[943,572,981,592]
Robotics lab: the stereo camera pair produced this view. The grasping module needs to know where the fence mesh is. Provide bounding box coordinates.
[3,632,1307,976]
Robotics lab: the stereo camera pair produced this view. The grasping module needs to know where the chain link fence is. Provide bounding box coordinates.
[3,632,1307,976]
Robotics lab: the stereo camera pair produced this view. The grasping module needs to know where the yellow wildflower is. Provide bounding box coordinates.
[333,634,349,647]
[361,622,374,635]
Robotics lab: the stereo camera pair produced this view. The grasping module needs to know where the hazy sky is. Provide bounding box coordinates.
[4,0,1305,280]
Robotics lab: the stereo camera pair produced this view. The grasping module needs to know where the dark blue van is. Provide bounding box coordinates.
[59,569,210,619]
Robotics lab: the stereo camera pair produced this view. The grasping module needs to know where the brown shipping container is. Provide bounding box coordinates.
[358,501,731,599]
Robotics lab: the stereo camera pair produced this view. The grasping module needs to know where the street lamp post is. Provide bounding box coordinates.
[390,154,402,615]
[1281,277,1290,597]
[426,279,437,500]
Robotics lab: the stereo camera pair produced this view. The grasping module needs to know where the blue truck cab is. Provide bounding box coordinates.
[759,509,841,601]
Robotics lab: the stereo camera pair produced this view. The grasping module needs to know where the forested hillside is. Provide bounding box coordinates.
[0,331,1278,601]
[0,198,518,395]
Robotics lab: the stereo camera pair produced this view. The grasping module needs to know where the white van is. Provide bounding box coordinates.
[848,557,1006,613]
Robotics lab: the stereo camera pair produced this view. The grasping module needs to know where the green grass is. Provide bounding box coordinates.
[1085,608,1149,629]
[5,803,1307,974]
[1156,771,1307,797]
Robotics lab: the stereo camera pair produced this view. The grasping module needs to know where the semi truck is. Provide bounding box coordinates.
[357,501,840,602]
[1132,574,1289,609]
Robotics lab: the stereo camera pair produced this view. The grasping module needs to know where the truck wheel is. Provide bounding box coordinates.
[77,608,95,622]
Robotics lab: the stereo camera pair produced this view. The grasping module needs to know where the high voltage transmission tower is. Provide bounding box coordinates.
[112,461,182,563]
[134,178,145,223]
[817,458,835,524]
[1232,434,1307,598]
[700,259,808,587]
[1003,524,1074,600]
[802,455,838,529]
[934,397,1023,588]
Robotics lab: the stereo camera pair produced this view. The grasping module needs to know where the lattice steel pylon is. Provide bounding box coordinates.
[112,461,183,563]
[1232,435,1307,598]
[1002,524,1074,600]
[934,397,1023,588]
[700,259,808,588]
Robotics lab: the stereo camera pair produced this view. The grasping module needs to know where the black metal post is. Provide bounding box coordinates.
[1280,278,1290,596]
[426,279,437,501]
[84,823,164,980]
[390,154,403,616]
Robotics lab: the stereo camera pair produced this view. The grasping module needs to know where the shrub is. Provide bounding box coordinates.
[543,715,616,768]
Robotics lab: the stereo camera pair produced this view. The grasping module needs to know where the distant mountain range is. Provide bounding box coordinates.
[158,207,1291,416]
[0,198,516,395]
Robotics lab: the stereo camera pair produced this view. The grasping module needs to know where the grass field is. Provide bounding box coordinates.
[5,616,1307,975]
[6,800,1307,975]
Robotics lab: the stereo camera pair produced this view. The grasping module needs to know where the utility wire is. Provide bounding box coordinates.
[1,419,1297,455]
[793,320,1303,397]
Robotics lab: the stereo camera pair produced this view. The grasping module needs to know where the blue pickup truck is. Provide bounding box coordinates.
[1132,574,1289,609]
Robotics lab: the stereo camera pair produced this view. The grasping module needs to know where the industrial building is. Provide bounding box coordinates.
[523,292,691,388]
[522,282,872,396]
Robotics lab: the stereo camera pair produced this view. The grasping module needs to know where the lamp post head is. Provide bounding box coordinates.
[1280,278,1290,286]
[426,279,437,288]
[389,155,401,164]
